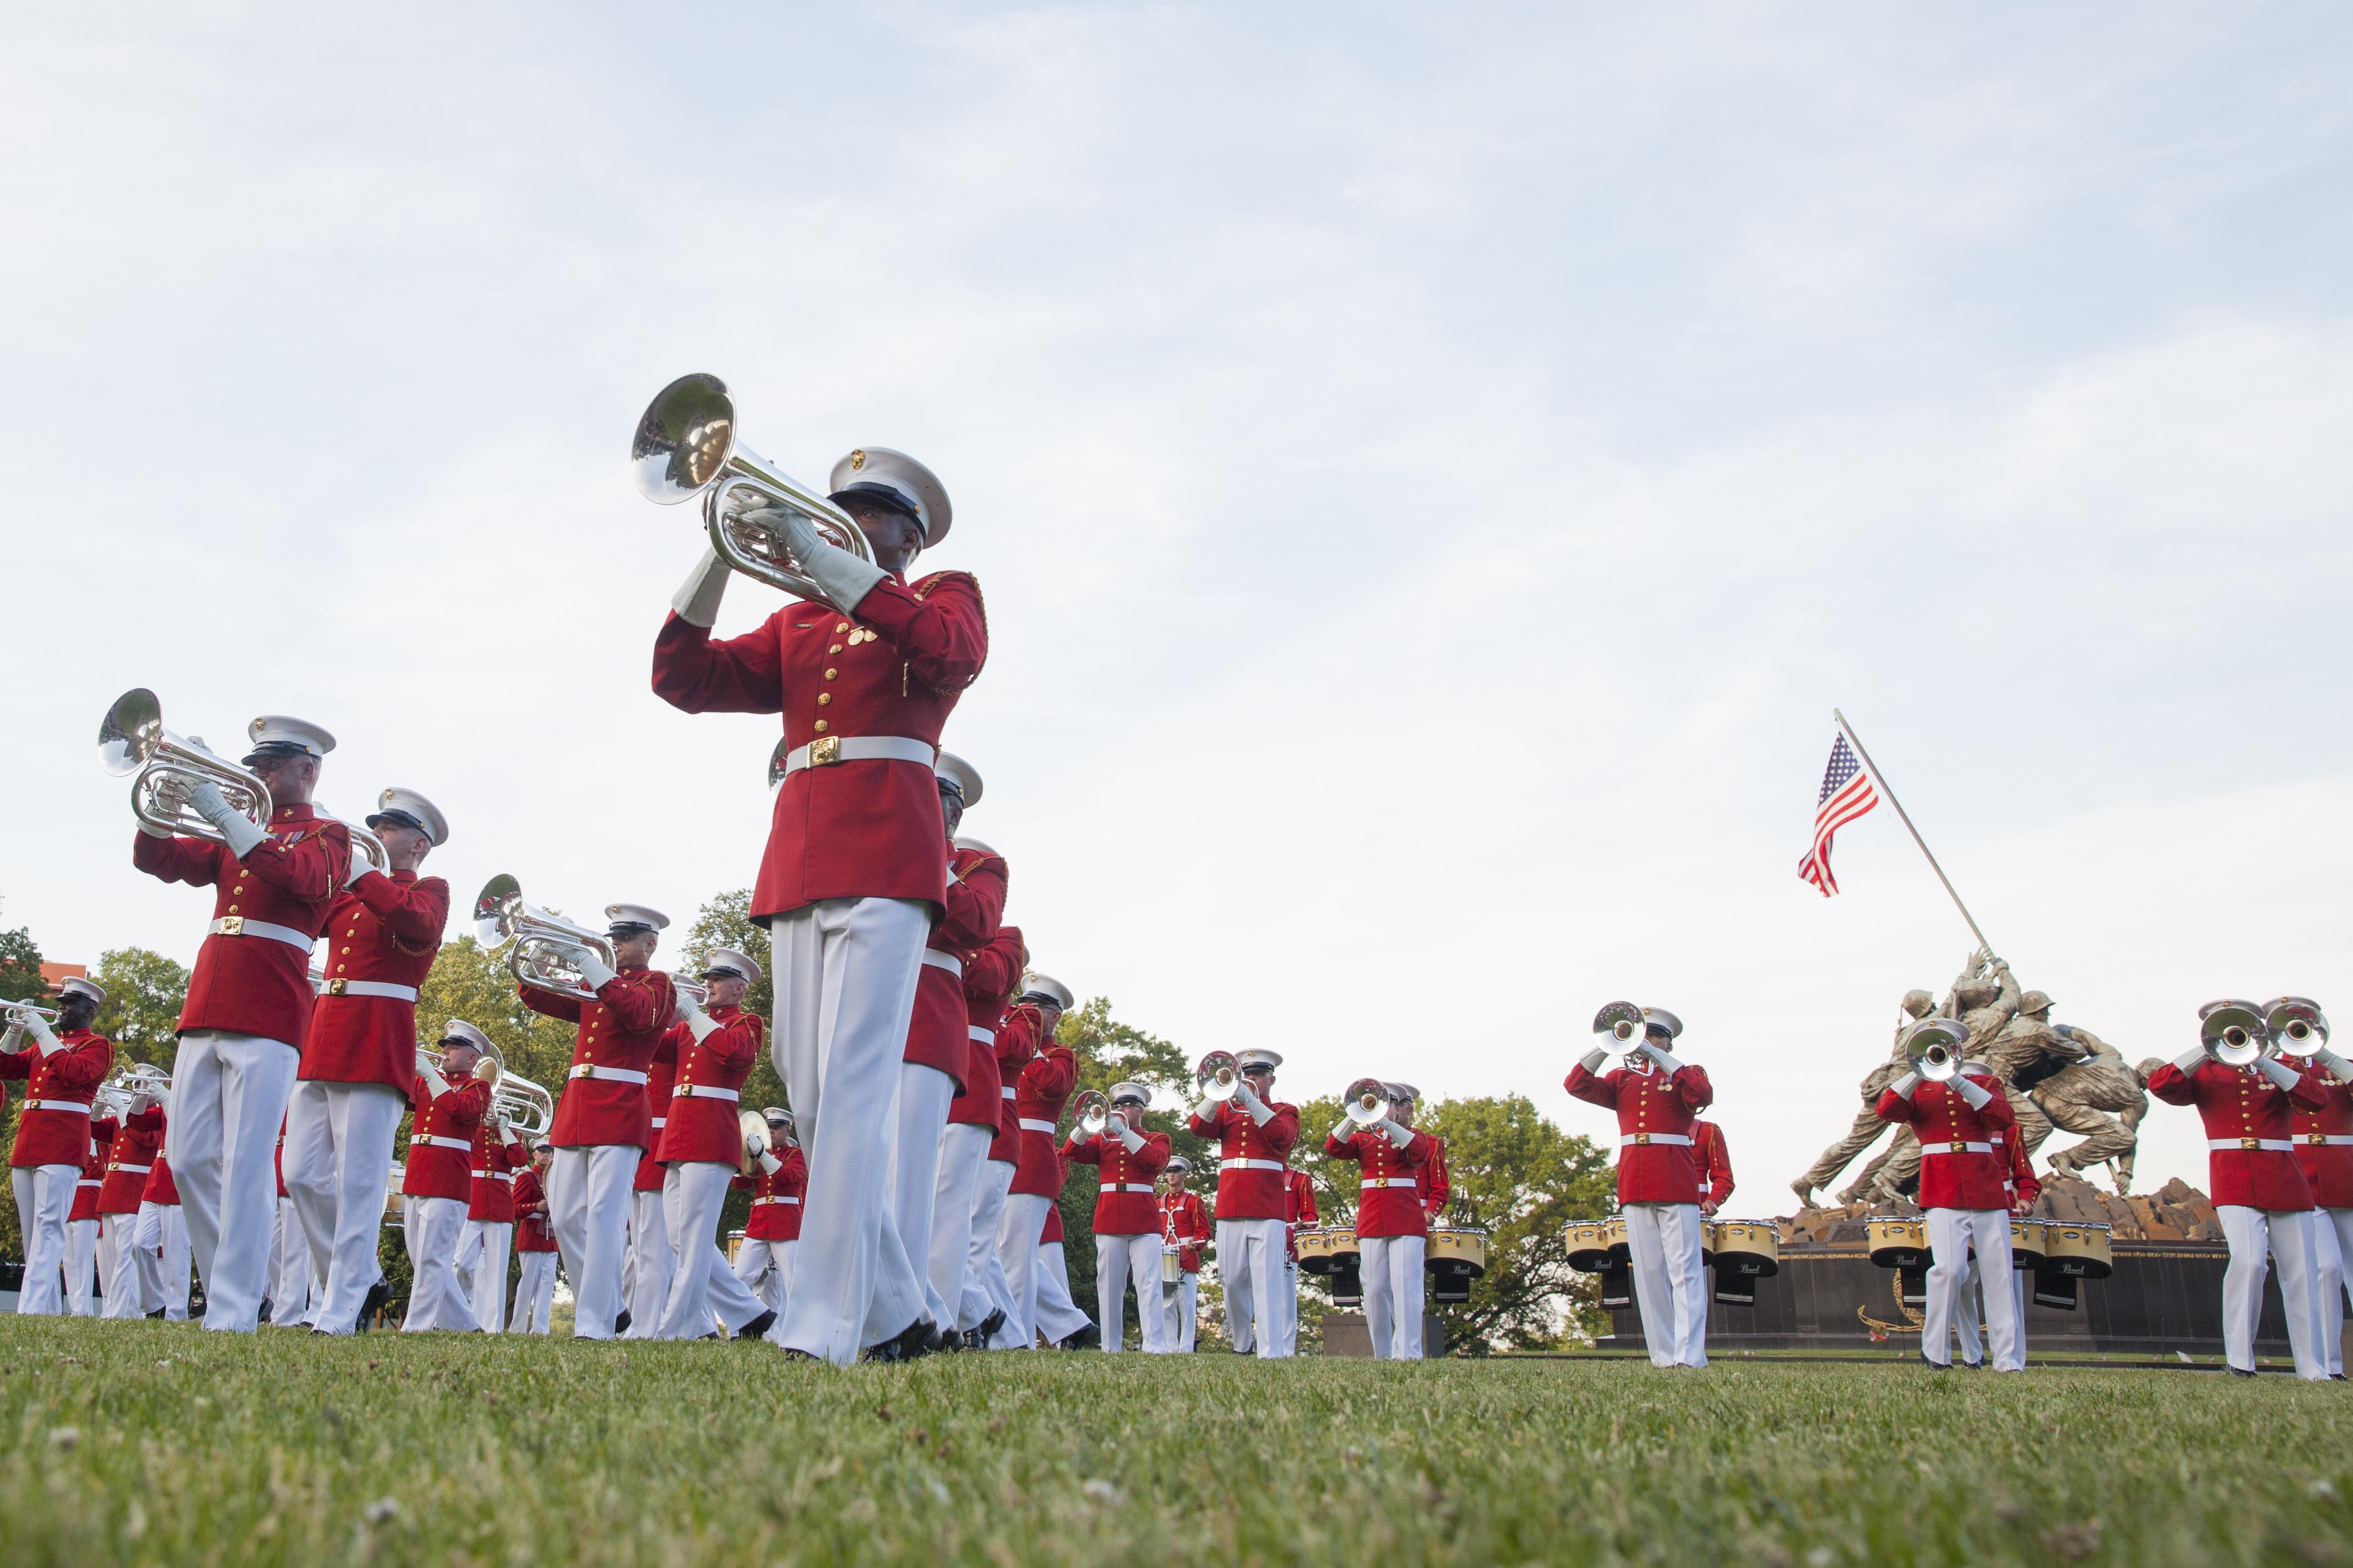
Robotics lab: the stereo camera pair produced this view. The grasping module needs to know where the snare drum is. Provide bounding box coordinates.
[726,1228,747,1266]
[2008,1218,2049,1271]
[1603,1213,1631,1266]
[1296,1227,1340,1275]
[2043,1221,2113,1280]
[1564,1219,1614,1273]
[1711,1219,1781,1279]
[1426,1226,1489,1278]
[1866,1215,1930,1269]
[382,1162,406,1225]
[1161,1248,1181,1284]
[1699,1220,1719,1264]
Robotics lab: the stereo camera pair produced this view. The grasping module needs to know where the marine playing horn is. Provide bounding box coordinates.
[1343,1077,1392,1127]
[2267,997,2330,1059]
[1591,1001,1646,1057]
[1900,1017,1969,1082]
[2201,1001,2269,1067]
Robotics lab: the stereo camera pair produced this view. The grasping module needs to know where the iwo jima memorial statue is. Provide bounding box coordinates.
[1570,714,2331,1361]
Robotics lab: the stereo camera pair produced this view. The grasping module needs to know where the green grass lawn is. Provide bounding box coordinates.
[4,1318,2351,1567]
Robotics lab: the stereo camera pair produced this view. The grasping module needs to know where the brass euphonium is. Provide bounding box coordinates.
[98,687,273,845]
[2267,997,2331,1059]
[2199,999,2270,1067]
[1194,1051,1242,1102]
[473,874,617,1002]
[633,373,875,604]
[1343,1077,1393,1127]
[1900,1017,1969,1082]
[1591,1001,1646,1058]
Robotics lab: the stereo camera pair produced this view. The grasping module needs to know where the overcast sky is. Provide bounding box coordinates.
[4,5,2348,1205]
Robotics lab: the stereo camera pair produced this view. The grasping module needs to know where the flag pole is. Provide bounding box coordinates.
[1831,708,1993,954]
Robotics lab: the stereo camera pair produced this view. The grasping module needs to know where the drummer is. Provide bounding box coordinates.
[1691,1118,1732,1218]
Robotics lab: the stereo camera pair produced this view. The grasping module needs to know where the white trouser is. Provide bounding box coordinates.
[1922,1207,2017,1370]
[168,1029,301,1333]
[967,1159,1017,1334]
[929,1122,991,1330]
[469,1222,513,1332]
[657,1161,771,1338]
[136,1202,190,1317]
[1623,1201,1708,1368]
[1281,1260,1300,1355]
[11,1164,79,1315]
[1164,1272,1199,1352]
[97,1211,132,1316]
[625,1187,672,1337]
[549,1143,638,1340]
[734,1236,795,1316]
[1036,1239,1094,1345]
[888,1061,956,1332]
[270,1195,315,1323]
[2218,1204,2328,1379]
[1216,1217,1289,1359]
[284,1079,401,1336]
[401,1194,478,1332]
[66,1215,100,1315]
[2311,1206,2353,1377]
[1361,1234,1427,1359]
[456,1218,484,1303]
[516,1251,558,1333]
[771,895,929,1364]
[1095,1232,1167,1352]
[996,1191,1056,1348]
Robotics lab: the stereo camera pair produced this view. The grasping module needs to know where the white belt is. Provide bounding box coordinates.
[923,949,963,977]
[1107,1183,1156,1194]
[411,1135,471,1152]
[1618,1133,1691,1147]
[207,916,315,950]
[651,1116,666,1128]
[1220,1158,1285,1172]
[673,1085,740,1102]
[320,978,419,1001]
[569,1065,649,1085]
[30,1101,91,1115]
[109,1163,152,1176]
[1019,1118,1056,1134]
[1362,1177,1417,1188]
[753,1195,801,1207]
[2211,1138,2295,1151]
[970,1026,995,1044]
[1000,1086,1016,1099]
[78,1178,100,1188]
[470,1171,516,1184]
[1922,1141,1994,1155]
[2307,1135,2353,1146]
[779,735,936,775]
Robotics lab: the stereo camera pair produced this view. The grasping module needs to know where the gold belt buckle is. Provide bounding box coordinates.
[1633,1132,1651,1146]
[2312,1134,2329,1144]
[2241,1137,2260,1150]
[809,735,841,767]
[1949,1142,1968,1154]
[217,916,244,936]
[326,977,348,996]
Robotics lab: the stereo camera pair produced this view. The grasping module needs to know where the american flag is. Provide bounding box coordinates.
[1799,733,1877,896]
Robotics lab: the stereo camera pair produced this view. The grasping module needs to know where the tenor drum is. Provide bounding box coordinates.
[1161,1248,1181,1284]
[1564,1219,1613,1273]
[1603,1213,1631,1266]
[1297,1226,1359,1276]
[2008,1218,2049,1271]
[2042,1221,2113,1280]
[726,1228,747,1266]
[382,1162,407,1225]
[1426,1226,1489,1277]
[1866,1215,1930,1270]
[1710,1220,1781,1279]
[1699,1220,1719,1264]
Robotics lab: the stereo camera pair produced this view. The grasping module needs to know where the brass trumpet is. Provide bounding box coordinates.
[94,1063,172,1119]
[633,373,877,604]
[1194,1051,1242,1102]
[474,874,617,1002]
[98,687,273,845]
[1071,1089,1112,1139]
[1900,1017,1969,1082]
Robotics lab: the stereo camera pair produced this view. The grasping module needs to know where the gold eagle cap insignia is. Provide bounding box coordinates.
[849,449,867,470]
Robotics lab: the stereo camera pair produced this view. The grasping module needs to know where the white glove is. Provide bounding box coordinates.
[1329,1119,1354,1143]
[346,839,377,887]
[765,507,888,614]
[1578,1048,1607,1073]
[130,1090,159,1114]
[1642,1042,1686,1074]
[670,546,731,628]
[681,1003,721,1043]
[1236,1082,1275,1127]
[2173,1047,2214,1075]
[757,1151,782,1176]
[2258,1055,2301,1091]
[1116,1122,1147,1154]
[1954,1077,1992,1111]
[1379,1118,1413,1149]
[1890,1071,1921,1099]
[2318,1047,2352,1081]
[571,949,617,991]
[415,1050,451,1100]
[187,780,268,858]
[1191,1097,1222,1123]
[138,816,175,839]
[0,1022,25,1055]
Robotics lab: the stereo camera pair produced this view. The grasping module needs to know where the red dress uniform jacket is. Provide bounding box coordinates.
[513,1167,557,1252]
[1159,1190,1210,1272]
[736,1144,808,1242]
[1,1029,114,1167]
[1284,1168,1318,1261]
[658,1005,767,1164]
[1187,1098,1302,1220]
[2149,1057,2326,1211]
[102,1107,164,1213]
[1566,1055,1715,1206]
[302,869,450,1093]
[987,992,1045,1166]
[1691,1120,1734,1210]
[948,925,1020,1138]
[71,1122,112,1222]
[1066,1123,1172,1235]
[906,844,1005,1090]
[132,803,350,1046]
[468,1121,526,1224]
[524,966,678,1151]
[1873,1073,2018,1211]
[1997,1132,2040,1211]
[1008,1041,1078,1200]
[403,1074,490,1202]
[648,570,989,922]
[1418,1135,1452,1221]
[1324,1125,1435,1238]
[143,1153,180,1207]
[2294,1065,2353,1210]
[636,1026,683,1191]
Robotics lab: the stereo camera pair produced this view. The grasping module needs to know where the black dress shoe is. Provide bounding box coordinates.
[613,1309,632,1336]
[1057,1322,1102,1351]
[354,1279,391,1334]
[146,1308,167,1320]
[976,1307,1005,1342]
[861,1317,939,1363]
[778,1347,819,1362]
[1957,1359,1985,1370]
[2332,1373,2348,1381]
[258,1299,273,1325]
[2229,1366,2259,1378]
[738,1309,777,1341]
[1918,1355,1949,1372]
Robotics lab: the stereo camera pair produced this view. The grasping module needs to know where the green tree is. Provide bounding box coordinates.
[91,947,191,1067]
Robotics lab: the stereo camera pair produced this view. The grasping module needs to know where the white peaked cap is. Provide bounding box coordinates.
[58,976,106,1006]
[1237,1049,1284,1073]
[1109,1081,1150,1106]
[935,751,983,807]
[702,947,763,985]
[1642,1007,1684,1039]
[244,715,336,760]
[368,787,450,846]
[952,835,999,857]
[440,1019,492,1054]
[828,446,953,547]
[1020,973,1074,1011]
[605,904,670,933]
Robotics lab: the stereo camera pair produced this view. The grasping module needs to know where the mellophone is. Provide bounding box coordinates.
[1564,1215,1783,1306]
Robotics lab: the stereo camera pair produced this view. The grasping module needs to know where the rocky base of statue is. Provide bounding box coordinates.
[1775,1174,2224,1245]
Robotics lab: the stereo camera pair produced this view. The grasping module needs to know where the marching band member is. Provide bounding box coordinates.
[652,446,987,1365]
[623,980,684,1340]
[67,1114,111,1315]
[1032,1151,1097,1349]
[935,919,1020,1349]
[133,715,349,1333]
[1875,1031,2021,1372]
[1691,1118,1732,1217]
[400,1023,492,1332]
[732,1108,805,1320]
[1064,1081,1171,1352]
[1189,1049,1300,1360]
[653,949,778,1341]
[1567,1007,1714,1369]
[459,1111,528,1333]
[2149,1000,2331,1380]
[3,977,115,1315]
[1280,1163,1316,1356]
[522,904,677,1341]
[512,1141,558,1335]
[1324,1082,1437,1360]
[138,1148,191,1320]
[286,788,450,1336]
[268,1131,318,1327]
[997,976,1076,1351]
[99,1086,164,1319]
[1157,1156,1209,1353]
[1956,1123,2041,1369]
[2278,1000,2351,1378]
